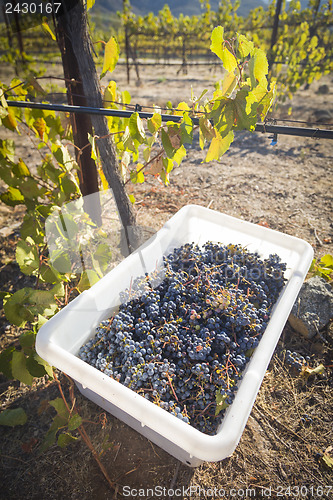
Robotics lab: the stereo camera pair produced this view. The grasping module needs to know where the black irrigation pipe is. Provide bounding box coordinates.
[7,100,333,140]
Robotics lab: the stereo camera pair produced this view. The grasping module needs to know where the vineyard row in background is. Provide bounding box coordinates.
[0,0,332,97]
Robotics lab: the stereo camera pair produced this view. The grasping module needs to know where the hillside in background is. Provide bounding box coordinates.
[91,0,267,19]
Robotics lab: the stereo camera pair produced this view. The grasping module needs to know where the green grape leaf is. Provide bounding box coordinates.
[210,26,237,73]
[34,353,53,378]
[0,346,15,379]
[232,89,258,131]
[50,251,72,274]
[21,213,44,245]
[49,398,69,419]
[67,414,82,431]
[58,213,78,240]
[16,237,39,275]
[77,269,100,292]
[37,314,48,329]
[93,243,112,275]
[26,353,49,378]
[3,288,35,327]
[19,331,35,350]
[180,113,193,145]
[12,351,34,386]
[13,158,31,177]
[19,177,42,199]
[40,416,63,452]
[58,432,79,448]
[0,139,15,162]
[39,264,63,284]
[40,428,57,452]
[0,408,27,427]
[214,100,235,136]
[161,129,176,158]
[248,79,275,120]
[59,175,78,198]
[143,147,151,163]
[0,186,25,206]
[52,144,76,172]
[101,36,119,78]
[205,130,234,162]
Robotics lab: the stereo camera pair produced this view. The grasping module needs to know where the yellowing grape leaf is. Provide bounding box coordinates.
[173,144,186,166]
[98,166,109,190]
[88,133,98,161]
[301,363,325,379]
[13,158,31,177]
[42,21,56,41]
[237,34,254,58]
[221,71,237,96]
[205,130,234,162]
[33,118,46,140]
[104,80,117,106]
[0,90,7,108]
[101,36,119,78]
[147,113,162,134]
[210,26,237,73]
[174,101,190,116]
[320,254,333,267]
[3,107,18,131]
[249,48,268,84]
[129,112,146,144]
[87,0,95,10]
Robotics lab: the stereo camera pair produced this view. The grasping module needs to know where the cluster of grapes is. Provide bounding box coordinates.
[285,350,309,373]
[78,242,286,435]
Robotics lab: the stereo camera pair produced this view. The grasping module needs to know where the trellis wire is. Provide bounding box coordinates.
[7,100,333,140]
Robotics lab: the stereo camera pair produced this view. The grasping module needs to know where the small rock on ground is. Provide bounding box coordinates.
[288,276,333,339]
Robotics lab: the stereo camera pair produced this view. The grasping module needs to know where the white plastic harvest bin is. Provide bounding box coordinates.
[36,205,313,466]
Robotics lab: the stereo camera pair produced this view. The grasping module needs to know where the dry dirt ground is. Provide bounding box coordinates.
[0,60,333,500]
